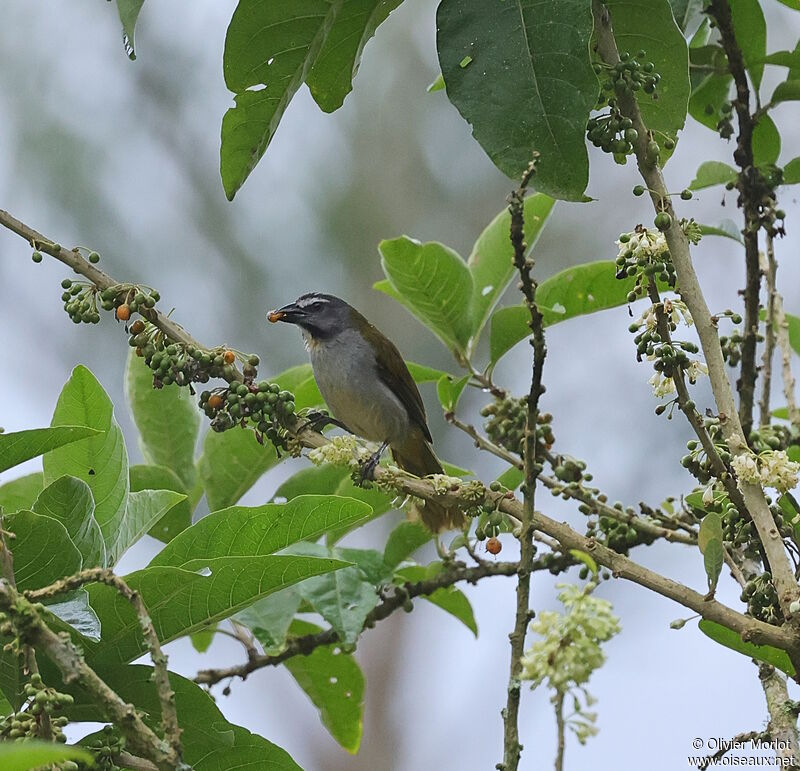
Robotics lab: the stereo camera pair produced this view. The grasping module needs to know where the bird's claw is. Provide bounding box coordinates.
[359,440,389,483]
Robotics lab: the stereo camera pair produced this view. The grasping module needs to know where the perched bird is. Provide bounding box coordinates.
[267,292,462,531]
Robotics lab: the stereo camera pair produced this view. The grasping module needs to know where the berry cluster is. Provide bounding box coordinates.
[596,51,661,100]
[0,672,72,744]
[681,421,730,484]
[586,113,639,157]
[81,724,126,770]
[740,572,783,625]
[615,226,678,302]
[60,279,159,326]
[586,514,655,555]
[481,398,555,457]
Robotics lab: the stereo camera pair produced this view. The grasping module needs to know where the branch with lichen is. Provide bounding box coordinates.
[498,158,546,771]
[592,0,800,623]
[25,568,183,765]
[0,580,180,771]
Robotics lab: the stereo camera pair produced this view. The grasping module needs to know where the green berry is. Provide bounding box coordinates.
[680,189,692,200]
[654,211,672,231]
[88,251,100,263]
[633,185,645,196]
[32,251,42,263]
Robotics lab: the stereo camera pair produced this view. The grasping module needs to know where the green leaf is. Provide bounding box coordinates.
[4,510,82,591]
[284,619,365,752]
[85,556,350,667]
[783,312,800,355]
[46,590,101,641]
[606,0,691,161]
[467,194,555,348]
[771,78,800,104]
[698,512,723,593]
[752,114,781,167]
[0,645,23,711]
[436,0,597,200]
[406,362,451,383]
[758,49,800,68]
[151,495,372,568]
[784,157,800,184]
[778,493,800,543]
[292,544,378,644]
[698,220,744,243]
[43,366,129,554]
[190,626,216,653]
[689,161,738,190]
[115,0,145,59]
[698,619,795,676]
[437,374,470,412]
[496,465,524,491]
[384,521,432,568]
[427,73,445,92]
[125,350,200,491]
[377,237,474,352]
[307,0,404,112]
[78,665,303,769]
[33,476,106,568]
[0,426,100,474]
[0,473,43,515]
[235,586,302,654]
[669,0,703,31]
[568,549,598,577]
[689,72,732,130]
[220,0,342,199]
[729,0,766,89]
[129,464,193,543]
[197,425,279,512]
[113,489,186,564]
[396,564,477,635]
[0,741,94,770]
[489,260,649,366]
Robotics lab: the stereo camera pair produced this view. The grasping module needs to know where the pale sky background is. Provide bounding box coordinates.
[1,2,800,769]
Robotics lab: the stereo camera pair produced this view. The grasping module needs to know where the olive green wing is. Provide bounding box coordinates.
[366,323,433,444]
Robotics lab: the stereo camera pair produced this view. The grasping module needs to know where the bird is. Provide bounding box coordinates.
[267,292,463,531]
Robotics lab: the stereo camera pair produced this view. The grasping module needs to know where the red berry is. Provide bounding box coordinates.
[130,319,145,335]
[208,394,224,410]
[486,537,502,555]
[116,304,131,321]
[223,350,235,364]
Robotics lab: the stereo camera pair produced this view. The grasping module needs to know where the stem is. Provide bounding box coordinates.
[759,663,800,764]
[499,159,545,771]
[592,0,800,621]
[554,691,566,771]
[759,242,777,427]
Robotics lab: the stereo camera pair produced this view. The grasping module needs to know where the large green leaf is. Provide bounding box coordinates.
[284,619,365,753]
[698,619,795,676]
[45,590,101,641]
[43,366,129,552]
[729,0,766,89]
[151,494,373,568]
[4,510,82,591]
[125,350,200,490]
[112,489,186,564]
[489,260,650,366]
[220,0,342,199]
[0,426,100,474]
[383,521,431,569]
[78,665,302,770]
[668,0,703,31]
[698,512,723,594]
[436,0,596,200]
[689,160,738,190]
[0,741,94,771]
[771,78,800,105]
[785,312,800,355]
[605,0,690,161]
[0,644,23,711]
[33,476,106,568]
[396,564,477,635]
[307,0,404,112]
[689,72,732,130]
[85,556,349,667]
[0,473,43,514]
[129,464,193,543]
[377,237,474,352]
[467,194,555,351]
[197,426,279,513]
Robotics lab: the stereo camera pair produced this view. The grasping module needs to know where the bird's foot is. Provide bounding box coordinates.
[359,440,389,483]
[300,410,350,434]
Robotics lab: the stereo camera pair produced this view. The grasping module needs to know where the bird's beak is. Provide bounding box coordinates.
[267,302,303,324]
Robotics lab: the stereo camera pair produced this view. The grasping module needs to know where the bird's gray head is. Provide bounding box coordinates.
[267,292,355,340]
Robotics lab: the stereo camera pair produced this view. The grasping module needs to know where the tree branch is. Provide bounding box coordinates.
[195,559,522,686]
[759,244,777,428]
[25,568,183,765]
[592,0,800,622]
[759,663,800,763]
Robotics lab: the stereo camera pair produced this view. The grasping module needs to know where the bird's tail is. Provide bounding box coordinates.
[391,429,465,532]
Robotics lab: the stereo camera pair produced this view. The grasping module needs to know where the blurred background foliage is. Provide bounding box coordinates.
[1,1,800,768]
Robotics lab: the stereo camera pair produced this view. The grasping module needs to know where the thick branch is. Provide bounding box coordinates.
[0,581,178,771]
[195,560,521,686]
[592,0,800,621]
[26,569,183,764]
[759,663,800,763]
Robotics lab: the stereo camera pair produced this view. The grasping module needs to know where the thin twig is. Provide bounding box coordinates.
[759,244,777,427]
[499,158,544,771]
[25,568,183,764]
[196,560,522,686]
[554,691,566,771]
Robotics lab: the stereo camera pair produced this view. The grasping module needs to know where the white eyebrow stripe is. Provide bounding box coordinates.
[297,295,329,308]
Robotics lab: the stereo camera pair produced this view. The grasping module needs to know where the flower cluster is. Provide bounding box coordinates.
[731,449,800,493]
[308,436,371,468]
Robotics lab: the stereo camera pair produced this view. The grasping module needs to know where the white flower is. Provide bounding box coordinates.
[685,360,708,384]
[702,481,717,506]
[648,372,676,398]
[616,228,669,263]
[663,298,693,327]
[731,449,799,492]
[731,452,761,485]
[308,435,370,468]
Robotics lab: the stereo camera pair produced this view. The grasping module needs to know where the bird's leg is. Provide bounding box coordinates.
[300,409,351,434]
[359,440,389,482]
